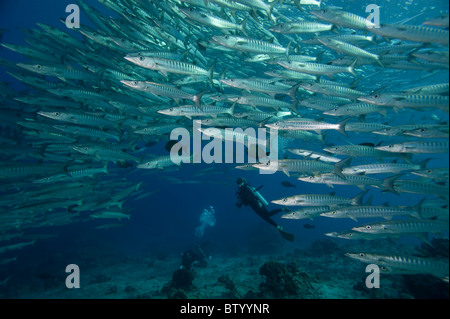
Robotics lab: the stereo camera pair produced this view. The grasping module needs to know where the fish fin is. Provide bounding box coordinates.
[349,59,357,76]
[207,58,216,85]
[353,190,368,206]
[333,157,351,179]
[193,90,208,110]
[228,102,236,116]
[337,117,351,136]
[382,174,401,194]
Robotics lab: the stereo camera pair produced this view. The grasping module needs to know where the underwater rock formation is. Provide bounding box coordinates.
[258,261,314,298]
[415,238,449,259]
[218,275,240,299]
[161,268,196,299]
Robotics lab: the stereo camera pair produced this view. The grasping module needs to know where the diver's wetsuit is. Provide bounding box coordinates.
[236,178,294,241]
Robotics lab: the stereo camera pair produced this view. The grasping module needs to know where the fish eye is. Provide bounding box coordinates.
[365,225,371,230]
[37,65,41,69]
[54,112,60,116]
[85,147,88,151]
[279,24,284,28]
[169,108,173,111]
[374,94,379,98]
[359,253,365,257]
[134,81,138,85]
[308,176,314,180]
[388,145,393,148]
[332,211,336,214]
[139,56,144,61]
[427,169,432,173]
[189,7,193,11]
[419,128,425,132]
[283,198,287,202]
[224,35,229,39]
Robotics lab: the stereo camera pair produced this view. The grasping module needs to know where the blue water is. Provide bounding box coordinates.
[0,0,448,299]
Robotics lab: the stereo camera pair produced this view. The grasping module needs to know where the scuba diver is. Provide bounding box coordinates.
[180,245,209,270]
[236,177,294,242]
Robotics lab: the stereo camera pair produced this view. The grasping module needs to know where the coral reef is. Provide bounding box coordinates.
[161,268,196,299]
[415,238,449,259]
[257,261,314,298]
[218,275,240,298]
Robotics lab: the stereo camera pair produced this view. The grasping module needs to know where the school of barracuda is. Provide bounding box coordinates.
[0,0,448,281]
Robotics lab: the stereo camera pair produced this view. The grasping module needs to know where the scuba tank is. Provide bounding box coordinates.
[247,185,269,207]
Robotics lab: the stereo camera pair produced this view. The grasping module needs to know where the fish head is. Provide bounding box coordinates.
[124,53,155,68]
[372,127,395,136]
[17,63,47,74]
[72,145,96,155]
[297,175,320,183]
[271,197,293,205]
[269,23,292,33]
[157,107,179,116]
[352,223,383,233]
[121,80,143,89]
[323,146,341,154]
[345,252,371,262]
[310,9,336,20]
[219,78,241,88]
[281,211,300,219]
[252,161,276,170]
[375,144,403,152]
[37,111,62,120]
[137,161,157,169]
[323,107,342,116]
[357,94,384,105]
[320,210,341,218]
[212,35,239,47]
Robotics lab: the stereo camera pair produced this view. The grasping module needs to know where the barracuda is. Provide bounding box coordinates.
[272,190,366,207]
[270,21,333,34]
[212,35,290,57]
[370,24,449,45]
[254,157,351,177]
[345,253,449,281]
[121,80,206,110]
[281,206,330,220]
[311,9,377,29]
[352,219,449,235]
[375,141,449,154]
[277,60,356,77]
[320,204,421,221]
[124,54,216,83]
[266,118,351,136]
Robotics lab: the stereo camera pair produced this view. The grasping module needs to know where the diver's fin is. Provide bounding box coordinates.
[277,226,294,241]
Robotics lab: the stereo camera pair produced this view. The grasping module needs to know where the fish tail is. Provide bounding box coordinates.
[207,58,217,85]
[333,157,351,179]
[382,174,401,195]
[240,17,248,37]
[352,189,369,206]
[349,59,357,76]
[193,90,208,110]
[337,117,351,136]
